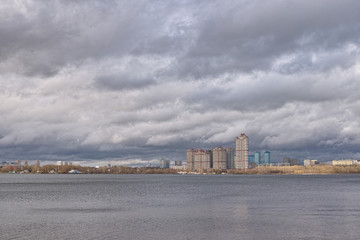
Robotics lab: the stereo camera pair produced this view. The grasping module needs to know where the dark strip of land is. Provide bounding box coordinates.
[2,164,360,174]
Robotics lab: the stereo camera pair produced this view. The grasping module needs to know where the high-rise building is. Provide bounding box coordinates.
[187,149,196,170]
[194,149,211,171]
[264,151,270,165]
[212,147,227,170]
[254,152,261,165]
[226,148,235,169]
[175,160,182,166]
[235,133,249,169]
[159,159,170,168]
[248,155,255,164]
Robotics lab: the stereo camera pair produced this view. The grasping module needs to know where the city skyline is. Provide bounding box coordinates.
[1,1,360,166]
[187,133,274,171]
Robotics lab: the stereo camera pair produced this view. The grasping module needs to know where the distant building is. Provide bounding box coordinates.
[0,161,20,167]
[283,157,301,166]
[35,160,41,167]
[23,160,29,166]
[187,149,196,170]
[212,147,227,170]
[235,133,249,169]
[264,151,270,165]
[194,149,211,171]
[254,152,261,165]
[171,165,187,170]
[226,148,235,169]
[159,159,170,168]
[304,159,319,166]
[56,161,70,166]
[174,160,182,166]
[332,159,359,166]
[277,163,290,166]
[248,154,255,166]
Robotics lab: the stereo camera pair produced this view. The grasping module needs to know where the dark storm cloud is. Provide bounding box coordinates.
[1,0,360,165]
[174,0,360,77]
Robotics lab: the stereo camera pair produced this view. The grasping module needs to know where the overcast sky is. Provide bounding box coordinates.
[1,0,360,166]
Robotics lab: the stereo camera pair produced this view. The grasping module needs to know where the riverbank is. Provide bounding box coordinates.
[227,165,360,175]
[2,164,360,175]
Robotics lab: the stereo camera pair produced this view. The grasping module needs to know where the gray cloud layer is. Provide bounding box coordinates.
[1,0,360,164]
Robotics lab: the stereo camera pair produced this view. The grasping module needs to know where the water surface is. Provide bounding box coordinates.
[1,174,359,240]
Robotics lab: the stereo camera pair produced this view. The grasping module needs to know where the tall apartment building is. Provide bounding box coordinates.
[254,152,261,165]
[160,159,170,168]
[187,149,196,170]
[212,147,227,170]
[194,149,211,171]
[226,148,235,169]
[235,133,249,169]
[264,151,270,165]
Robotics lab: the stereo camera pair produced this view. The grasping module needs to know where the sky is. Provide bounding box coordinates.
[1,0,360,166]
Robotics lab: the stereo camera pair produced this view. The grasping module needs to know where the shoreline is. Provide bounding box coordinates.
[2,164,360,175]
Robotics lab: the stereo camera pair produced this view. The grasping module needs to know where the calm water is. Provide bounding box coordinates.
[1,174,360,240]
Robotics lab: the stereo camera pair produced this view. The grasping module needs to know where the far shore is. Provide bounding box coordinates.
[2,164,360,175]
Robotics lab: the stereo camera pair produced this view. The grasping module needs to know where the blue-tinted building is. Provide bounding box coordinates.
[254,152,261,165]
[264,151,270,165]
[248,155,255,165]
[159,159,170,168]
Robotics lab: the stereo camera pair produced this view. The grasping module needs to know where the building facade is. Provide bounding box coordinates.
[332,159,359,166]
[194,149,211,171]
[248,154,255,165]
[187,149,196,170]
[235,133,249,169]
[159,159,170,168]
[283,157,301,166]
[226,148,235,169]
[212,147,227,170]
[175,160,182,166]
[254,152,261,165]
[264,151,270,165]
[304,159,319,166]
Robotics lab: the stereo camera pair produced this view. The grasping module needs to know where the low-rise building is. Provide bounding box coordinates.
[171,165,187,170]
[304,159,319,166]
[332,159,360,166]
[283,157,301,166]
